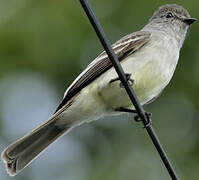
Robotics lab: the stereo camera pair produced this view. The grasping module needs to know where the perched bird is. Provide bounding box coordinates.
[1,4,196,176]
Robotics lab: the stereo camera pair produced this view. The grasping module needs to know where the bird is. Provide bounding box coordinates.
[1,4,196,176]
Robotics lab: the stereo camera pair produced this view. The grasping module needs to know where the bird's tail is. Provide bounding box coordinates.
[1,112,72,176]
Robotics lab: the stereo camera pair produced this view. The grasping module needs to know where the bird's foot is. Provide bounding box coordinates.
[134,112,152,128]
[109,73,134,88]
[116,107,152,128]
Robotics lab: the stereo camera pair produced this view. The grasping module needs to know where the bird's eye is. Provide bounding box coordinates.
[166,12,174,18]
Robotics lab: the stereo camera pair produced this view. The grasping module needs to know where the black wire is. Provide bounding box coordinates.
[78,0,179,179]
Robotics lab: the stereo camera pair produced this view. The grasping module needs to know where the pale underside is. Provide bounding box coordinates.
[55,31,151,112]
[56,30,179,125]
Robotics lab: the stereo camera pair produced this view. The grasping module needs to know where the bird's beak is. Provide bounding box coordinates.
[183,18,197,25]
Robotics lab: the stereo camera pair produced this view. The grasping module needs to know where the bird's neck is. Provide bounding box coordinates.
[142,22,187,49]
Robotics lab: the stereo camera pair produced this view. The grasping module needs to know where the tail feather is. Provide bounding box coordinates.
[1,115,70,176]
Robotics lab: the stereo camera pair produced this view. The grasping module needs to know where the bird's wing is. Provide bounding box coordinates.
[55,31,151,112]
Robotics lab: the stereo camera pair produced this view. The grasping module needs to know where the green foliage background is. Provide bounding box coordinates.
[0,0,198,179]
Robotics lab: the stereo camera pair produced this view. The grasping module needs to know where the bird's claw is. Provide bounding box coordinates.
[134,112,152,128]
[119,73,134,88]
[109,73,134,88]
